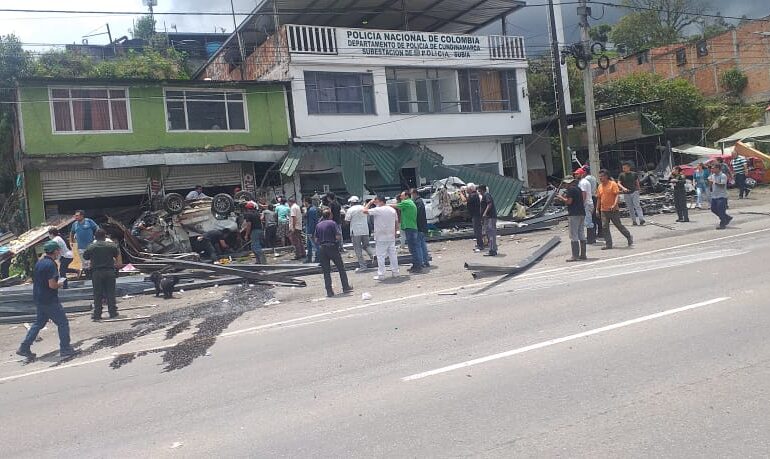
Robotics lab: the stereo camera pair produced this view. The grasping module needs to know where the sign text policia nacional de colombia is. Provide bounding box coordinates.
[344,29,484,59]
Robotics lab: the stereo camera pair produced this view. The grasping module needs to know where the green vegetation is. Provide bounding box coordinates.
[594,72,705,128]
[719,68,748,97]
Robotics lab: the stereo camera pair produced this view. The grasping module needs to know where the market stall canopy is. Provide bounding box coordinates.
[717,125,770,146]
[672,144,723,157]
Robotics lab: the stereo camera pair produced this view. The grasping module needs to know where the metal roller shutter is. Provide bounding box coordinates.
[41,168,148,201]
[162,164,242,191]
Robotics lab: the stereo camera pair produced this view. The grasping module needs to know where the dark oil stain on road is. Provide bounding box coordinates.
[61,286,271,372]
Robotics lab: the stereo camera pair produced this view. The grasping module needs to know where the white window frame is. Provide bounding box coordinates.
[48,86,133,135]
[163,87,249,133]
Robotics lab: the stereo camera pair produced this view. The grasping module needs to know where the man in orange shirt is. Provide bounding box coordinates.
[596,169,633,250]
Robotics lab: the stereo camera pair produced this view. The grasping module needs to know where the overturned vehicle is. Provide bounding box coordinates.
[129,191,253,254]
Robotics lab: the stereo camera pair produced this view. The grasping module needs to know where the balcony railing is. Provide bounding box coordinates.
[286,25,338,55]
[488,35,526,60]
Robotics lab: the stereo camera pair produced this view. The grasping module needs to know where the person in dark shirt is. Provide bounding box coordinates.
[197,228,231,260]
[462,183,484,252]
[17,241,79,360]
[557,177,587,262]
[671,166,690,223]
[83,229,120,320]
[261,204,277,248]
[618,162,645,226]
[479,184,498,256]
[327,192,342,225]
[242,201,266,264]
[313,208,353,298]
[411,188,431,268]
[304,196,320,264]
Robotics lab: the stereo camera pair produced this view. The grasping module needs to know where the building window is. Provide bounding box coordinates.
[304,71,375,115]
[676,48,687,66]
[386,68,450,114]
[458,69,519,113]
[609,64,617,73]
[637,51,649,65]
[50,87,130,133]
[165,89,247,131]
[501,142,518,179]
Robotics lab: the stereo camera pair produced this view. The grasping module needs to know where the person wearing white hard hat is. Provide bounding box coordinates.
[345,195,375,272]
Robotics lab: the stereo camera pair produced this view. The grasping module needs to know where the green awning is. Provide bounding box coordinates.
[361,143,412,184]
[317,144,365,198]
[280,145,306,176]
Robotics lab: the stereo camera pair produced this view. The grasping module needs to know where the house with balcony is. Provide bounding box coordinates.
[196,0,536,213]
[14,78,290,225]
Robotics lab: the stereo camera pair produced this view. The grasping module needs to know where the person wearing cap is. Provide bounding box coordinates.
[83,229,120,320]
[242,201,266,264]
[574,168,596,245]
[345,196,374,272]
[557,176,587,261]
[288,197,306,260]
[17,241,79,360]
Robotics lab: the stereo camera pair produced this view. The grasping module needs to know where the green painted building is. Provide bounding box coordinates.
[16,78,290,225]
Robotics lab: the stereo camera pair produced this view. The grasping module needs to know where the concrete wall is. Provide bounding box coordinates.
[19,82,289,155]
[288,64,532,143]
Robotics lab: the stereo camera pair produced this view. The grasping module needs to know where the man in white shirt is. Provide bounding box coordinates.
[345,196,374,272]
[363,195,400,280]
[575,167,596,244]
[287,197,306,260]
[185,185,209,201]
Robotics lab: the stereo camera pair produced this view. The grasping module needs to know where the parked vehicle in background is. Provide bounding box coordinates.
[678,154,768,185]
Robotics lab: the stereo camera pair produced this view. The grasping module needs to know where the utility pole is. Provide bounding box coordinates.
[547,0,570,177]
[578,0,600,176]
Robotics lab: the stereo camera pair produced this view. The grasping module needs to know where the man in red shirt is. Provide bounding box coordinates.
[596,169,633,250]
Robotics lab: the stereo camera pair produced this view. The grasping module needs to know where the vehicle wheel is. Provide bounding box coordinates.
[234,190,254,202]
[163,193,185,215]
[211,193,235,215]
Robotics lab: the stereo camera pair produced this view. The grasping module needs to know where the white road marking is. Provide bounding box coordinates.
[1,227,766,383]
[402,297,731,382]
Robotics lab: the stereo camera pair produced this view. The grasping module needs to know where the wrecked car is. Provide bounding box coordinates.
[129,191,255,254]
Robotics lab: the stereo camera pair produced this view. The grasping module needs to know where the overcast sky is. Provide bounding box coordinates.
[0,0,767,54]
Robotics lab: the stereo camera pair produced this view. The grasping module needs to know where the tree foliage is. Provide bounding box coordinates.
[589,24,613,43]
[610,0,710,51]
[594,72,705,128]
[132,15,156,41]
[527,57,585,121]
[719,68,748,96]
[33,48,188,80]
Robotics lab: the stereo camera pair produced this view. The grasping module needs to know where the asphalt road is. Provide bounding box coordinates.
[2,214,770,457]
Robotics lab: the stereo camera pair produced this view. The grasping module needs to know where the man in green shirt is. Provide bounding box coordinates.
[617,162,645,226]
[391,191,423,273]
[83,229,120,320]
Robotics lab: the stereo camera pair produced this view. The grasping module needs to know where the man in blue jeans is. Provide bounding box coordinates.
[304,196,320,263]
[709,163,733,229]
[17,241,79,360]
[242,201,266,264]
[411,188,431,268]
[392,191,424,273]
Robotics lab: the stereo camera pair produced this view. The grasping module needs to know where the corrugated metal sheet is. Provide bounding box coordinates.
[417,147,523,218]
[162,164,242,191]
[340,145,365,198]
[281,145,306,176]
[362,143,412,184]
[41,168,147,201]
